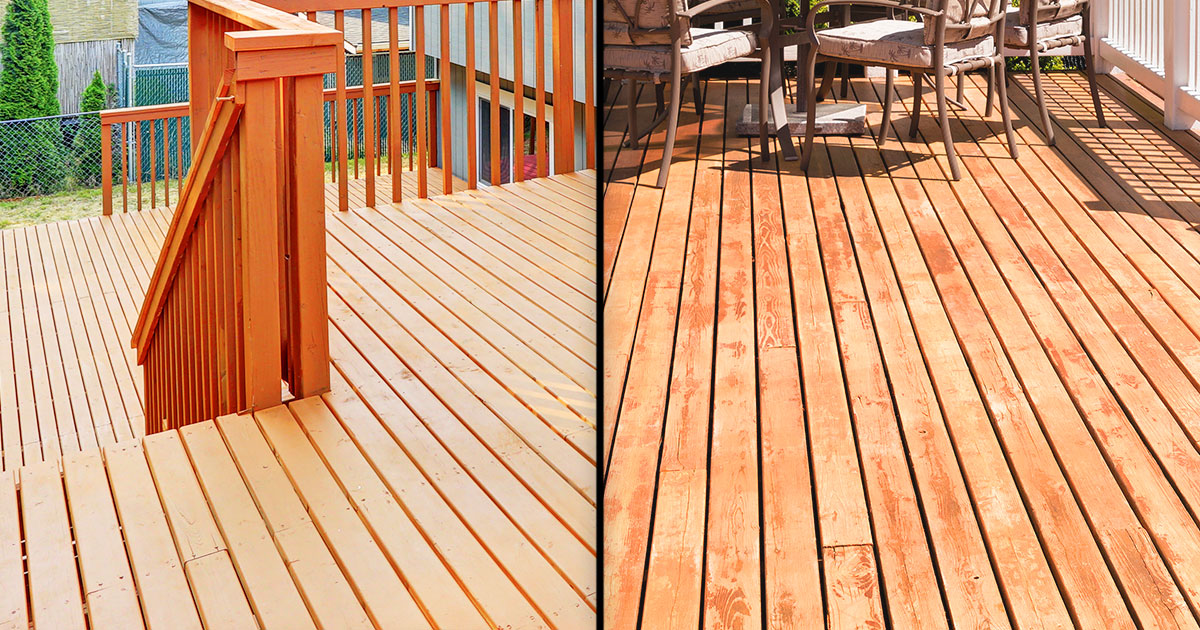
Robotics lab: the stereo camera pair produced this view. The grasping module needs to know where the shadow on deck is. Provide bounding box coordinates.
[603,70,1200,628]
[0,170,597,629]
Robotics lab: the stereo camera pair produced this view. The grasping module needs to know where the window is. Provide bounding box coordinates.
[477,86,555,185]
[479,98,512,186]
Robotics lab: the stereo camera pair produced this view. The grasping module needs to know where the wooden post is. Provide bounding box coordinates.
[416,5,429,198]
[288,74,330,397]
[551,0,574,173]
[362,9,376,207]
[237,78,284,411]
[102,119,113,215]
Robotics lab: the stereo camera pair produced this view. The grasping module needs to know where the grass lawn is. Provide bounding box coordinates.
[0,188,106,230]
[1,156,412,230]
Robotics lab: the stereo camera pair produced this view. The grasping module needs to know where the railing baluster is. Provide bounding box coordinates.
[536,0,547,177]
[584,0,594,169]
[466,1,478,188]
[335,9,349,210]
[389,6,401,202]
[513,0,525,182]
[416,5,428,198]
[441,4,453,195]
[136,121,143,211]
[490,0,501,185]
[121,123,129,213]
[164,119,171,209]
[103,120,113,215]
[150,118,157,209]
[176,117,183,199]
[362,8,376,207]
[551,0,574,174]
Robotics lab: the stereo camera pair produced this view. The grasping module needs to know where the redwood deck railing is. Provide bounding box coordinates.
[102,0,595,214]
[131,0,339,432]
[125,0,593,433]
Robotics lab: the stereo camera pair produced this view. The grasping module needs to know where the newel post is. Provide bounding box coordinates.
[1164,0,1197,129]
[228,33,336,409]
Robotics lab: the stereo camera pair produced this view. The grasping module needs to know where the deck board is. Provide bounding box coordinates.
[605,72,1200,629]
[0,171,596,629]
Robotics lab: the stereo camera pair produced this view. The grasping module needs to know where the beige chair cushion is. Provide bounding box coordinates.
[604,27,759,74]
[818,19,995,68]
[1004,8,1083,46]
[604,0,691,45]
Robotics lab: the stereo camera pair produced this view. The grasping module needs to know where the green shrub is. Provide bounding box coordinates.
[71,71,114,187]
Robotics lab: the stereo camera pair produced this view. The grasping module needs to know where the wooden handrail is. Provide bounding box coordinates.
[134,0,338,432]
[100,103,191,124]
[131,73,242,360]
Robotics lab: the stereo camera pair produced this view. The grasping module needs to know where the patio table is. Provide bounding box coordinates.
[737,2,868,141]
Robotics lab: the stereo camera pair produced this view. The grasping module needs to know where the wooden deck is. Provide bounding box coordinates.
[603,71,1200,629]
[0,170,596,629]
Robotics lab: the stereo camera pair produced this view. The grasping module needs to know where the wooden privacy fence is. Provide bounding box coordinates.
[101,0,595,214]
[130,0,339,432]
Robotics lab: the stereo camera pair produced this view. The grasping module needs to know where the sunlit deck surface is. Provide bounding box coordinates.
[604,71,1200,629]
[0,169,596,629]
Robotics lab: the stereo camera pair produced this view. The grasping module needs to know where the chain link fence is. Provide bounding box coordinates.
[0,112,118,199]
[1,52,432,201]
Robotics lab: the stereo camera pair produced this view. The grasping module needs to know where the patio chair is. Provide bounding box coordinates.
[985,0,1106,144]
[798,0,1018,180]
[604,0,787,187]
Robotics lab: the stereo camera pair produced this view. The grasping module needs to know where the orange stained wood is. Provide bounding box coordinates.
[604,74,1200,629]
[0,171,596,630]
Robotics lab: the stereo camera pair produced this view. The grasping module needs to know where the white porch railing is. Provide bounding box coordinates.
[1093,0,1199,129]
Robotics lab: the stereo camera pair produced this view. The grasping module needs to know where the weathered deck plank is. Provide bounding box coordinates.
[604,72,1200,629]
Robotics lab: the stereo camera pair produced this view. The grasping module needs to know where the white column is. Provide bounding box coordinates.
[1165,0,1197,128]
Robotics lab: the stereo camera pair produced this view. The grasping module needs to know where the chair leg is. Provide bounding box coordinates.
[936,68,962,180]
[800,47,820,171]
[1082,15,1107,128]
[910,71,924,139]
[840,62,852,99]
[880,68,896,146]
[656,54,684,188]
[995,60,1019,159]
[655,82,667,117]
[984,63,995,117]
[1029,44,1056,145]
[818,61,837,102]
[624,79,639,148]
[955,72,965,104]
[760,45,772,161]
[768,41,799,160]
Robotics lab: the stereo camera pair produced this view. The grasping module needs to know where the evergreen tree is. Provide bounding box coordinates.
[0,0,60,119]
[0,0,64,197]
[72,71,111,186]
